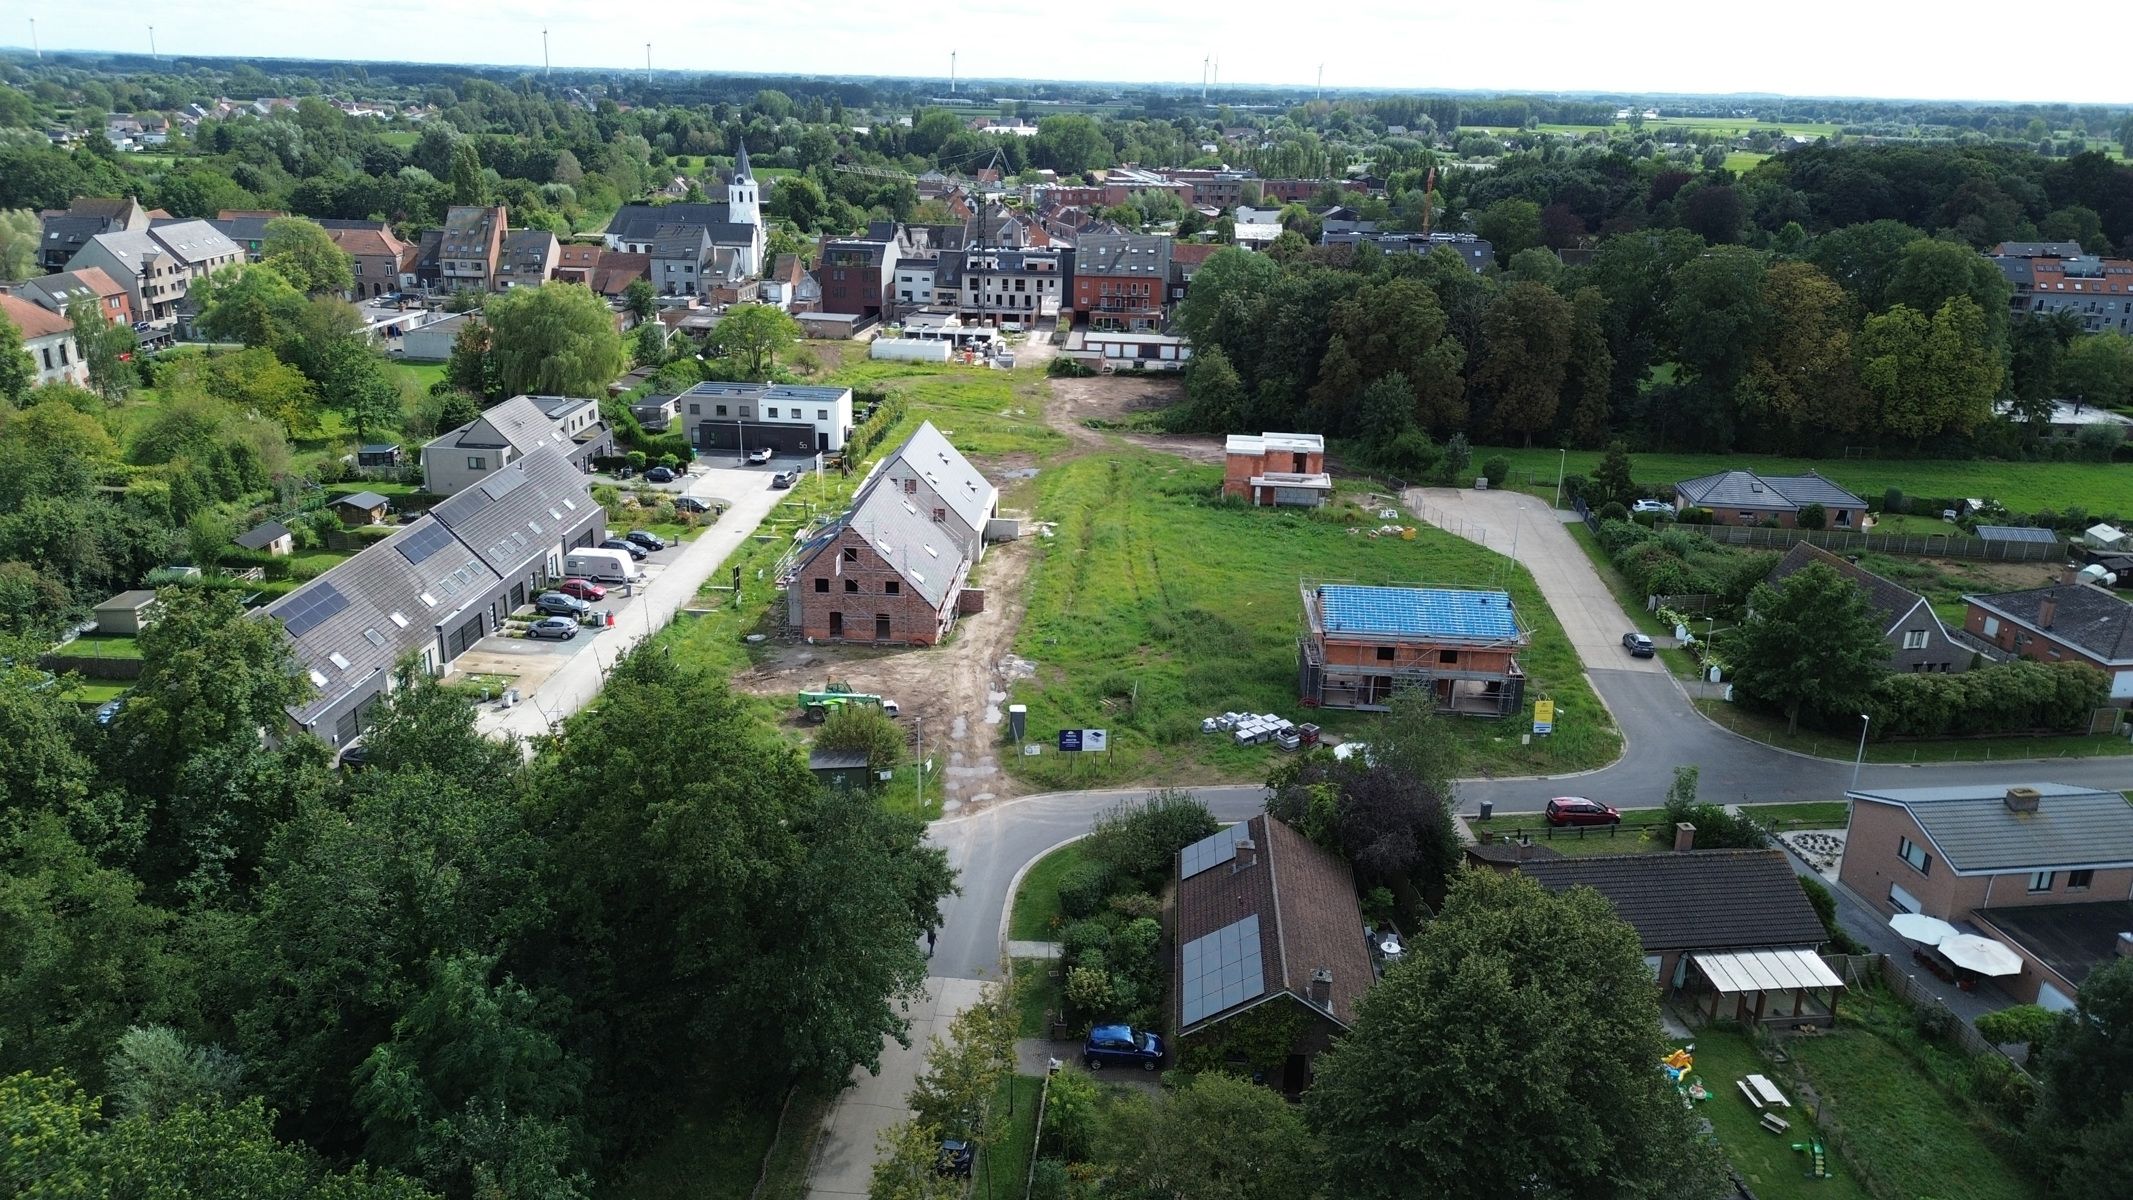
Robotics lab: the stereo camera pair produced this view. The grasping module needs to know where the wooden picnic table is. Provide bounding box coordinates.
[1745,1074,1791,1108]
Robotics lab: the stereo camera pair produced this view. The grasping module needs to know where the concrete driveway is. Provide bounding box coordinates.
[1402,487,1665,676]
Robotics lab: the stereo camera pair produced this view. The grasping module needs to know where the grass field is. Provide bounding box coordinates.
[1009,842,1089,941]
[1011,958,1061,1038]
[1787,992,2036,1200]
[1724,151,1771,173]
[1484,446,2132,516]
[378,131,419,148]
[1007,455,1621,790]
[61,634,142,660]
[388,360,448,394]
[984,1075,1044,1197]
[60,681,130,705]
[1683,1030,1873,1200]
[824,361,1064,460]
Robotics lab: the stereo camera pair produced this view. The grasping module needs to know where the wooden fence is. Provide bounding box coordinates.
[1699,524,2064,562]
[1822,952,2029,1074]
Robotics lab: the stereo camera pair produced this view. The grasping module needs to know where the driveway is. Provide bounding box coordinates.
[1402,487,1664,676]
[472,467,785,741]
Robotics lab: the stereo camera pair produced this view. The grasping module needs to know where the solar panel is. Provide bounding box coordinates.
[279,582,350,638]
[480,470,527,500]
[1181,915,1265,1025]
[395,521,456,565]
[1180,824,1253,879]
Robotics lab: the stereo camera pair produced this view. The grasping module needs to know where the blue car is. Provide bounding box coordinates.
[1082,1024,1164,1071]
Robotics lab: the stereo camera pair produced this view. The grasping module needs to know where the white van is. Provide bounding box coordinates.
[564,547,639,584]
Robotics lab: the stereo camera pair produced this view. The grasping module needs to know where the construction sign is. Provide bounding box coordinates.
[1533,699,1555,736]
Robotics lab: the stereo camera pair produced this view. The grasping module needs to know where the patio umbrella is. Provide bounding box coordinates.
[1937,934,2024,977]
[1890,913,1959,944]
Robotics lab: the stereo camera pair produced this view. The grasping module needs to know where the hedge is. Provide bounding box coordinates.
[1862,660,2107,739]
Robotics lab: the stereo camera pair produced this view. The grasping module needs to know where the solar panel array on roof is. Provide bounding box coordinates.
[1180,823,1253,879]
[279,582,350,638]
[480,470,528,500]
[394,521,455,566]
[1181,915,1265,1025]
[1974,525,2059,544]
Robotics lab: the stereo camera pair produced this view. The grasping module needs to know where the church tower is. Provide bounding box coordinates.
[728,139,760,229]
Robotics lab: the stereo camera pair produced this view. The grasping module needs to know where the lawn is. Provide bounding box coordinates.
[1007,455,1621,790]
[61,681,130,705]
[1009,842,1089,941]
[982,1075,1044,1199]
[1696,698,2132,763]
[388,360,448,394]
[1010,958,1061,1039]
[1785,991,2036,1200]
[1723,151,1771,173]
[1474,799,1853,854]
[62,634,142,660]
[1682,1029,1873,1200]
[1482,446,2133,517]
[823,361,1064,460]
[378,130,419,148]
[441,673,516,702]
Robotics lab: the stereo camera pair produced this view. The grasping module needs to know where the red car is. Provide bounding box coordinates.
[556,578,607,601]
[1545,796,1621,827]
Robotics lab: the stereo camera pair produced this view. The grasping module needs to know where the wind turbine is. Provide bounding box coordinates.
[543,28,550,77]
[28,17,39,60]
[147,24,158,60]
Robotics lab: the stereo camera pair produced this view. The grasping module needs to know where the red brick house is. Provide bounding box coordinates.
[1672,469,1865,528]
[1963,580,2133,703]
[783,422,998,646]
[1223,432,1330,507]
[1070,233,1171,331]
[326,226,413,298]
[1298,583,1528,715]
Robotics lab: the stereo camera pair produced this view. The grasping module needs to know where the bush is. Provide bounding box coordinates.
[1480,456,1510,487]
[815,704,904,772]
[1797,876,1867,955]
[1976,1004,2059,1060]
[625,450,648,472]
[1881,487,1905,515]
[1056,859,1113,920]
[1560,474,1589,503]
[1047,356,1096,377]
[1797,502,1827,530]
[1864,660,2107,739]
[1108,892,1161,920]
[1081,789,1219,890]
[1060,919,1112,965]
[1597,501,1629,522]
[1967,1053,2038,1125]
[1676,506,1714,525]
[1913,1002,1958,1043]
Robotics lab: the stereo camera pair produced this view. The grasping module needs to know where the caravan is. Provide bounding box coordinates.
[563,547,640,585]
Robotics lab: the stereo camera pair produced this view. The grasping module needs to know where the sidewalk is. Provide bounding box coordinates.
[805,976,991,1200]
[474,469,783,741]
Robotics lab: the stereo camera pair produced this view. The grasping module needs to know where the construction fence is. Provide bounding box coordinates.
[1698,524,2065,562]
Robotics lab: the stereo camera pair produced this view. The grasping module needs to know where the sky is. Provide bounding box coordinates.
[14,0,2133,106]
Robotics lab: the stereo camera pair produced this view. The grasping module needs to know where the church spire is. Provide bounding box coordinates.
[734,138,752,180]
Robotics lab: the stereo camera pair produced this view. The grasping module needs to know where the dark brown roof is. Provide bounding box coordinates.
[1968,584,2133,663]
[1975,901,2133,990]
[557,243,602,269]
[1174,814,1372,1032]
[1769,543,1931,637]
[589,252,650,296]
[1517,850,1827,953]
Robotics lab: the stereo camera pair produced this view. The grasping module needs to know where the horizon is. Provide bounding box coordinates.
[11,0,2133,108]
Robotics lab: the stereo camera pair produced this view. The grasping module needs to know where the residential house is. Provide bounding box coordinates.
[8,267,134,327]
[203,210,283,260]
[261,444,604,750]
[0,293,85,387]
[93,590,160,635]
[1842,783,2133,1009]
[1222,432,1330,507]
[815,226,906,320]
[1963,579,2133,703]
[330,491,394,526]
[892,257,938,312]
[587,251,651,299]
[851,418,997,559]
[1171,815,1374,1091]
[761,253,820,312]
[683,382,854,456]
[398,311,476,362]
[1767,543,1973,673]
[1320,230,1495,273]
[1297,583,1529,715]
[234,521,296,557]
[410,229,444,291]
[67,220,241,327]
[327,226,415,297]
[651,224,715,296]
[494,229,559,290]
[440,205,509,292]
[1233,221,1284,250]
[1518,839,1838,1024]
[1167,242,1219,307]
[1672,469,1865,528]
[600,141,765,275]
[943,245,1063,326]
[38,197,150,271]
[783,421,997,646]
[1070,233,1172,331]
[552,242,602,284]
[1991,248,2133,335]
[421,393,615,495]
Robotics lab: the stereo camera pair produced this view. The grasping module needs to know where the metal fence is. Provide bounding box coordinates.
[1698,524,2064,562]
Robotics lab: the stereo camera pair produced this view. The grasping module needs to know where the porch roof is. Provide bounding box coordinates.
[1693,948,1843,995]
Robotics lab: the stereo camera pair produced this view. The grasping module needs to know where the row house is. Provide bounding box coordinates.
[1069,233,1171,331]
[0,293,85,388]
[38,196,151,272]
[815,224,908,321]
[326,225,416,297]
[7,267,134,327]
[495,229,560,290]
[439,204,509,292]
[67,219,241,327]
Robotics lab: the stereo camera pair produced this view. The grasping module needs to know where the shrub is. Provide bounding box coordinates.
[1063,964,1116,1015]
[1797,876,1867,954]
[1913,1002,1958,1044]
[815,704,904,772]
[1881,487,1905,514]
[1560,474,1589,503]
[1976,1004,2059,1060]
[1056,859,1113,920]
[1060,919,1112,965]
[1108,892,1161,920]
[1967,1054,2038,1125]
[1480,456,1510,487]
[1081,789,1218,889]
[625,450,647,472]
[1047,356,1096,378]
[1597,501,1629,522]
[1675,505,1714,525]
[1797,502,1827,530]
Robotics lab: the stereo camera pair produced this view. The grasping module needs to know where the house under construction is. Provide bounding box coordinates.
[1297,582,1529,716]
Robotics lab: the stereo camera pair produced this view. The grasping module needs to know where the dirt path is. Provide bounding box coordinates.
[1043,376,1222,460]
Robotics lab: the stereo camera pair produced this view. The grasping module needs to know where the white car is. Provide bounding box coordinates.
[746,446,774,464]
[1631,499,1674,516]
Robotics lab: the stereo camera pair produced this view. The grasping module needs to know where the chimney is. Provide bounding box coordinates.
[2038,594,2058,629]
[2005,786,2041,814]
[2063,565,2081,586]
[1673,822,1697,853]
[1308,967,1334,1011]
[2117,932,2133,959]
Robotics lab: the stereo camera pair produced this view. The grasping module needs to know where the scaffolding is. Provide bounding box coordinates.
[1296,579,1529,717]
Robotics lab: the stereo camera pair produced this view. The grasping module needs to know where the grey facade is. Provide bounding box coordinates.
[422,393,613,495]
[261,445,603,749]
[1320,230,1494,273]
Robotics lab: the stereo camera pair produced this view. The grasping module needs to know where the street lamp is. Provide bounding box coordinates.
[1850,713,1871,791]
[1553,447,1568,510]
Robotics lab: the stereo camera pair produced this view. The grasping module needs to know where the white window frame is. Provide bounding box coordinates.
[2028,870,2055,893]
[1902,630,1928,650]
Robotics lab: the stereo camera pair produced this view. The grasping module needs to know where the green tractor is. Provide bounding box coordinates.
[798,682,901,723]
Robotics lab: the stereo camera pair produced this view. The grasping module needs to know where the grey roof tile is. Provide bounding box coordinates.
[1851,784,2133,872]
[1518,850,1828,952]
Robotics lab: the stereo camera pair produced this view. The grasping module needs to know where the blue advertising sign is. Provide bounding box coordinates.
[1057,729,1083,752]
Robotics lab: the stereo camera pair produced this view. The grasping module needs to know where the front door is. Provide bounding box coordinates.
[828,611,844,639]
[876,613,892,641]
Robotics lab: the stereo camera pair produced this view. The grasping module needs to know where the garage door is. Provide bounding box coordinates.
[697,421,818,454]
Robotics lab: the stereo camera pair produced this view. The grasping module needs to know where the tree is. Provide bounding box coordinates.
[1857,299,2002,443]
[0,207,40,279]
[1888,237,2012,351]
[484,284,627,398]
[203,346,321,436]
[2059,332,2133,414]
[1975,1004,2058,1060]
[104,1025,245,1120]
[1742,261,1862,450]
[817,704,904,773]
[708,303,801,377]
[0,316,33,406]
[2008,309,2086,428]
[262,217,354,296]
[194,262,306,347]
[64,294,136,403]
[1474,198,1543,264]
[621,278,657,324]
[117,586,308,784]
[1807,219,1926,314]
[1033,115,1110,176]
[445,317,502,401]
[1355,371,1417,440]
[869,1120,961,1200]
[1182,346,1244,430]
[906,977,1018,1183]
[448,141,486,207]
[1306,869,1725,1200]
[1728,562,1890,733]
[2034,957,2133,1198]
[1561,287,1615,448]
[770,175,825,230]
[317,340,404,443]
[1311,278,1465,434]
[1079,790,1219,891]
[1476,281,1574,446]
[1097,1073,1321,1200]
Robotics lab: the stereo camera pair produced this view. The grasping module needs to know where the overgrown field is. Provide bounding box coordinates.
[825,360,1064,460]
[1482,446,2133,516]
[1007,454,1620,789]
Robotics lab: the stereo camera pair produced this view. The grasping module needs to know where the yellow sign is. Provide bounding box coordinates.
[1534,699,1555,725]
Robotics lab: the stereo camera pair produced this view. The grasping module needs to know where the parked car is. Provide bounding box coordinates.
[1631,499,1674,516]
[935,1140,973,1178]
[674,496,712,514]
[1545,796,1621,827]
[528,615,580,641]
[556,578,607,601]
[94,698,124,726]
[534,591,590,617]
[600,538,650,561]
[625,529,667,552]
[646,466,676,483]
[771,470,797,489]
[746,446,774,464]
[1621,632,1655,658]
[1082,1024,1165,1071]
